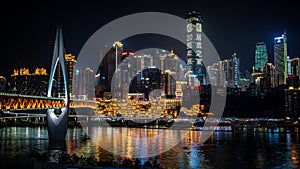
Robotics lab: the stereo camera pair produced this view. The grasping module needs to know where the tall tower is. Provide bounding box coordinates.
[186,11,208,85]
[97,42,123,99]
[255,42,268,72]
[274,31,288,85]
[78,67,95,100]
[222,52,240,87]
[56,53,76,98]
[290,57,300,77]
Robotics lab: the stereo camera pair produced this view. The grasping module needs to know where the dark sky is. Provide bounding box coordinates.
[1,0,299,77]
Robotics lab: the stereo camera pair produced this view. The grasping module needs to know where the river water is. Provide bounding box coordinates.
[0,126,299,168]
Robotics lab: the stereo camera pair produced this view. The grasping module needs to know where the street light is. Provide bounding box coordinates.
[112,41,123,72]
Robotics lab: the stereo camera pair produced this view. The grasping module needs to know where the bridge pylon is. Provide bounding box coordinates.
[47,26,70,149]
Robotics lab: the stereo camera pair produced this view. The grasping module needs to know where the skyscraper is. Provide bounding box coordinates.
[263,63,276,88]
[77,67,95,100]
[290,57,300,77]
[56,53,77,98]
[96,43,123,99]
[206,61,225,87]
[255,42,268,71]
[223,52,240,87]
[274,31,288,86]
[186,11,208,85]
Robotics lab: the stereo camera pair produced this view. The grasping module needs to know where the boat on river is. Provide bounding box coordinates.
[106,117,126,127]
[125,118,157,127]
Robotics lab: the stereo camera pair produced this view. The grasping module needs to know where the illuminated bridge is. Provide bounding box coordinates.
[0,92,98,112]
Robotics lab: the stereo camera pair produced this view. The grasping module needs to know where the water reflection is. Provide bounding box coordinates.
[86,126,187,158]
[0,126,299,168]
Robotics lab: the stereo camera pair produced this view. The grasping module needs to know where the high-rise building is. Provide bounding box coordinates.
[290,57,300,77]
[262,63,276,88]
[186,11,208,85]
[9,67,48,95]
[286,57,300,88]
[255,42,268,71]
[162,70,176,98]
[129,68,161,100]
[77,67,95,100]
[135,54,153,73]
[274,31,288,86]
[96,43,123,99]
[56,53,77,98]
[223,52,240,87]
[118,51,135,100]
[206,61,226,87]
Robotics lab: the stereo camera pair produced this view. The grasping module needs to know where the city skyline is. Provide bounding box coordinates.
[1,1,300,168]
[1,0,299,77]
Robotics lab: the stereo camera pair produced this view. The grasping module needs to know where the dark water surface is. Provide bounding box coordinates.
[0,126,299,168]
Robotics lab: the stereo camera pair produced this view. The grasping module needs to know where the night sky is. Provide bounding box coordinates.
[1,0,299,77]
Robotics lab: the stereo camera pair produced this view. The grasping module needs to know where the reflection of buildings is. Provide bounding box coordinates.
[274,31,288,86]
[9,67,48,96]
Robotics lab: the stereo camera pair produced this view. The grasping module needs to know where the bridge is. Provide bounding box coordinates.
[0,26,100,153]
[0,92,98,111]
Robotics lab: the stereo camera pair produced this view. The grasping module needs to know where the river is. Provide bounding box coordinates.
[0,126,299,168]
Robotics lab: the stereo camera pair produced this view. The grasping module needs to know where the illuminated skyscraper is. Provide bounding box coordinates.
[56,53,77,98]
[186,11,208,85]
[274,31,288,85]
[223,52,240,87]
[255,42,268,71]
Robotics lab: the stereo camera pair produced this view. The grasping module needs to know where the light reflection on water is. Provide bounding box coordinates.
[0,126,299,168]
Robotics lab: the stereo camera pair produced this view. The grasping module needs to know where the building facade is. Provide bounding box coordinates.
[255,42,268,72]
[9,67,48,96]
[186,11,208,86]
[274,31,288,86]
[56,53,77,98]
[76,67,95,100]
[223,52,240,87]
